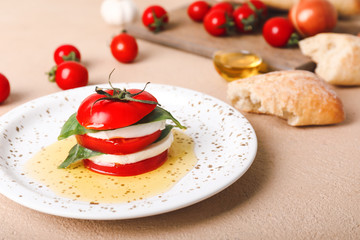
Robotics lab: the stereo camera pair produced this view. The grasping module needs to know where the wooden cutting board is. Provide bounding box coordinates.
[126,6,360,71]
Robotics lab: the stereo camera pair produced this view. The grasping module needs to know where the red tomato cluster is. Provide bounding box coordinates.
[45,32,139,91]
[185,0,338,48]
[263,0,337,47]
[187,1,268,37]
[48,44,88,90]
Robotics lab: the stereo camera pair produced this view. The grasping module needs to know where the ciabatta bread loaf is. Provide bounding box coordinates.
[227,70,345,126]
[299,33,360,86]
[218,0,360,16]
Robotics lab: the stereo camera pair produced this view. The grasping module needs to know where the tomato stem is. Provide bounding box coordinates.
[92,81,158,114]
[220,12,236,36]
[46,65,57,82]
[89,70,159,115]
[287,32,300,47]
[62,51,80,62]
[247,1,265,20]
[241,14,256,32]
[149,9,167,33]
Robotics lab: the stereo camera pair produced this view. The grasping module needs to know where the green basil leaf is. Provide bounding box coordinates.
[58,144,102,169]
[138,106,186,129]
[58,113,97,140]
[154,124,174,143]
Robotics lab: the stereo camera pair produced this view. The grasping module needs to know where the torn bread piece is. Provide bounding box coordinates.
[299,33,360,86]
[227,70,345,126]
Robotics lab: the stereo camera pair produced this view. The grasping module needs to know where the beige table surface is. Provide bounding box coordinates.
[0,0,359,239]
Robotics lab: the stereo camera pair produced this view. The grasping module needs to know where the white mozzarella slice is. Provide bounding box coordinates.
[86,120,166,139]
[88,131,173,165]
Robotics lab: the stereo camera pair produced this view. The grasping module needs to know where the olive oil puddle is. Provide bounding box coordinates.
[24,130,197,203]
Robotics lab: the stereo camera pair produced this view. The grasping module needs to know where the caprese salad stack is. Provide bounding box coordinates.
[58,82,185,176]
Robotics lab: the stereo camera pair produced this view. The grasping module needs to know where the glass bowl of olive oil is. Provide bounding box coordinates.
[213,50,265,82]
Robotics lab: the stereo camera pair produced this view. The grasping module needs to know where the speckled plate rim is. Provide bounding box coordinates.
[0,83,257,220]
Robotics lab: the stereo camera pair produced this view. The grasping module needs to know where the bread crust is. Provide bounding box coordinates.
[227,70,345,126]
[299,33,360,86]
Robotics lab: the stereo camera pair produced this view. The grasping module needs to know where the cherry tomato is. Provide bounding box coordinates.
[210,2,234,15]
[75,130,161,155]
[110,32,138,63]
[55,61,88,90]
[76,89,157,130]
[243,0,268,20]
[187,1,211,22]
[83,150,168,176]
[203,9,234,36]
[54,44,81,65]
[0,73,10,103]
[289,0,337,37]
[142,5,169,32]
[263,17,298,48]
[233,5,257,32]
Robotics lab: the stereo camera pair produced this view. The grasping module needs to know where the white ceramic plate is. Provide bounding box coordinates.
[0,83,257,220]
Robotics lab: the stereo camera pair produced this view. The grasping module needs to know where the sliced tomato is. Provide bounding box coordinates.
[76,89,158,130]
[75,130,161,155]
[83,150,168,176]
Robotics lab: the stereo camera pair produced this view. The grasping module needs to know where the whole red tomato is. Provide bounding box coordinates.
[243,0,268,20]
[210,2,234,15]
[142,5,169,32]
[289,0,337,37]
[263,17,298,48]
[233,5,257,32]
[110,32,138,63]
[76,89,158,130]
[55,61,88,90]
[54,44,81,65]
[0,73,10,103]
[203,9,234,36]
[187,1,211,22]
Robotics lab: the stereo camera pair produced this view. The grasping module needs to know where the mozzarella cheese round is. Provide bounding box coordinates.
[86,120,166,139]
[88,131,173,165]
